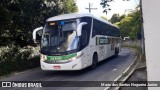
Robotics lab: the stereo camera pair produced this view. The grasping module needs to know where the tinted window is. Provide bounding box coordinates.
[92,19,120,37]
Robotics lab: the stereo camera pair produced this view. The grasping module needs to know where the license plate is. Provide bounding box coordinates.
[53,66,61,69]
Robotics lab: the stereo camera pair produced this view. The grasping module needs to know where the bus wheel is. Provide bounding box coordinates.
[114,47,119,57]
[91,53,98,69]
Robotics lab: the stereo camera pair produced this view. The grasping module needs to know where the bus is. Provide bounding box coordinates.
[33,13,121,70]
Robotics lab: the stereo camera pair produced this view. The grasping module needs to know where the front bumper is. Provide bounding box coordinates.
[40,58,82,70]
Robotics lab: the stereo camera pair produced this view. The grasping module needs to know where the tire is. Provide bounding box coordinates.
[90,53,98,70]
[114,47,119,57]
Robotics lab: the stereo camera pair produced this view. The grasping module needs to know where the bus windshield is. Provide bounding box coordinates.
[41,20,79,54]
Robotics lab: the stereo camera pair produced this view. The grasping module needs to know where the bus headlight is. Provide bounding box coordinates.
[41,54,47,61]
[69,57,77,61]
[68,53,83,61]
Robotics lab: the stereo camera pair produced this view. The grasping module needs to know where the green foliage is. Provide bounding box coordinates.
[62,0,78,13]
[0,0,78,46]
[114,16,133,38]
[113,9,141,39]
[0,0,78,76]
[101,16,108,21]
[109,14,125,24]
[0,45,40,76]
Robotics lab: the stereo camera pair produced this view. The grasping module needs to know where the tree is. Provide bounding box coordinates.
[109,14,120,23]
[0,0,78,46]
[100,0,141,40]
[115,9,141,39]
[100,0,112,14]
[100,0,130,15]
[115,16,133,38]
[128,9,141,39]
[62,0,78,13]
[109,14,125,23]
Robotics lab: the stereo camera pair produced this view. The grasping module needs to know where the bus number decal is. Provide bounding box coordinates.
[46,53,77,61]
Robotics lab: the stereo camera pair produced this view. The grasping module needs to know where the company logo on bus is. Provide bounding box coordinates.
[51,57,62,60]
[99,38,108,44]
[46,53,77,61]
[46,56,63,61]
[96,37,110,45]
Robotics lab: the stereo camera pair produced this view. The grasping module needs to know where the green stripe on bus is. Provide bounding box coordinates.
[96,37,99,45]
[107,38,110,44]
[46,53,77,61]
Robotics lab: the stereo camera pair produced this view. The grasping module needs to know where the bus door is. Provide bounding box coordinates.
[98,37,106,60]
[80,26,91,67]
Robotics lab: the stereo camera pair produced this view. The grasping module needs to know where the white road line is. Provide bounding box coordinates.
[104,56,138,90]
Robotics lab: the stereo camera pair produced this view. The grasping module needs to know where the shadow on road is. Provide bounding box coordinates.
[41,56,118,78]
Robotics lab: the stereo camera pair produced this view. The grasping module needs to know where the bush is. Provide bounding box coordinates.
[0,45,40,76]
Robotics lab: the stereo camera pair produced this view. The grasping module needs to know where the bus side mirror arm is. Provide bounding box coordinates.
[33,27,43,43]
[77,22,87,36]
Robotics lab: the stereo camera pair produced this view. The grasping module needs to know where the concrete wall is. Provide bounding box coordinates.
[142,0,160,90]
[122,40,141,47]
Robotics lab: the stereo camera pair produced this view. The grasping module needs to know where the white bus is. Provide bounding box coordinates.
[33,13,121,70]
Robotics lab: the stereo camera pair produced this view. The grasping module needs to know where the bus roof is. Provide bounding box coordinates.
[47,13,118,28]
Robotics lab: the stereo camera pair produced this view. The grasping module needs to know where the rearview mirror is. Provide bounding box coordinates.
[33,27,43,43]
[77,22,87,36]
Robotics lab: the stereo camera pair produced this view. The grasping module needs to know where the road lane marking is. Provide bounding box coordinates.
[104,56,138,90]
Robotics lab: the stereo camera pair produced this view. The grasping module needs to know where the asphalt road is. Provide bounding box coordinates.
[0,48,136,90]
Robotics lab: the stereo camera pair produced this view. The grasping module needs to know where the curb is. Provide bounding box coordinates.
[104,53,141,90]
